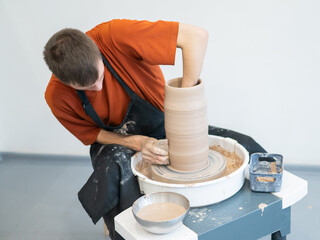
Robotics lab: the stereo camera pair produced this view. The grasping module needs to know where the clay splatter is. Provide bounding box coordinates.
[113,146,135,185]
[96,145,107,157]
[114,121,136,135]
[259,203,268,216]
[188,208,209,223]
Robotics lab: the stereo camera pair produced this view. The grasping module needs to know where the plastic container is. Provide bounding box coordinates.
[249,153,283,192]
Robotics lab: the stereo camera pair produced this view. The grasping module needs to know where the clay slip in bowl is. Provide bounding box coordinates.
[132,192,190,234]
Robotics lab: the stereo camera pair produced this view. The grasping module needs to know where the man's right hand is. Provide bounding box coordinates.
[140,137,169,165]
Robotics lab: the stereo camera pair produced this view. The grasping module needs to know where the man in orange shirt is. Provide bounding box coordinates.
[43,20,265,239]
[43,19,209,239]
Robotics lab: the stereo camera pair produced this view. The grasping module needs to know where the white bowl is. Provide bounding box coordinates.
[132,192,190,234]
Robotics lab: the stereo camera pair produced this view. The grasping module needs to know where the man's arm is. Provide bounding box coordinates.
[96,22,208,163]
[96,129,168,164]
[177,23,209,87]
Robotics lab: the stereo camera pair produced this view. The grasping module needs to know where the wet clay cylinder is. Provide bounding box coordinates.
[164,78,209,172]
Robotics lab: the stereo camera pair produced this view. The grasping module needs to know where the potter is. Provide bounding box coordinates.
[43,20,209,240]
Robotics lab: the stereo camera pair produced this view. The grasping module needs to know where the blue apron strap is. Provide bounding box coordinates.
[76,89,112,131]
[76,53,140,131]
[101,54,137,100]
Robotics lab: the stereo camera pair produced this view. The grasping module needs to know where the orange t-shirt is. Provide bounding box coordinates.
[45,19,179,145]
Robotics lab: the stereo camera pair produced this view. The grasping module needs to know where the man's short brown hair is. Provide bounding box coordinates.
[43,28,101,87]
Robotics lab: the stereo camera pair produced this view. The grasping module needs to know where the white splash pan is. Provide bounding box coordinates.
[131,135,249,207]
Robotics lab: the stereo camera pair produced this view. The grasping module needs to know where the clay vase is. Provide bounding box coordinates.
[164,78,209,172]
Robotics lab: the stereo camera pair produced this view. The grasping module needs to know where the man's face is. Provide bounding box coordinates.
[69,59,104,91]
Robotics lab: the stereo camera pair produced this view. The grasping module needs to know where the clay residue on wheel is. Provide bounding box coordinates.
[135,144,244,183]
[209,145,243,176]
[135,160,154,180]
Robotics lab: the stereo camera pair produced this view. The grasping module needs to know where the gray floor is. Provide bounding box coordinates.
[0,153,319,240]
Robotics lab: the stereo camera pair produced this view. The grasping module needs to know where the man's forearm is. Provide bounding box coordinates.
[96,129,146,151]
[177,23,208,87]
[96,129,169,164]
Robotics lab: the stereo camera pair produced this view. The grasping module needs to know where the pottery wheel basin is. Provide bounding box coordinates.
[131,135,249,207]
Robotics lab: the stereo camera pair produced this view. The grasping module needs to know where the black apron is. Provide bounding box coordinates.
[76,54,165,139]
[76,54,166,230]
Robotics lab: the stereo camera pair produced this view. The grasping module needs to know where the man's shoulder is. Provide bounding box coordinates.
[45,75,76,110]
[86,19,133,36]
[87,19,173,37]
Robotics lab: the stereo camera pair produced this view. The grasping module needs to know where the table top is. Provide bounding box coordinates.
[115,170,308,240]
[183,180,281,238]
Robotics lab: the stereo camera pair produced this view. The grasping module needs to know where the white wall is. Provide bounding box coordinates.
[1,0,319,165]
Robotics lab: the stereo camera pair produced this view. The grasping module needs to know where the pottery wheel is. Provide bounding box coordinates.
[150,150,227,184]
